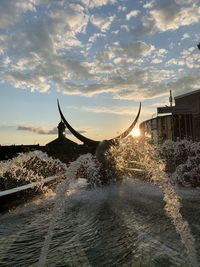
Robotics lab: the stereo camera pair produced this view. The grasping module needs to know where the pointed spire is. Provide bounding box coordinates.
[57,120,65,139]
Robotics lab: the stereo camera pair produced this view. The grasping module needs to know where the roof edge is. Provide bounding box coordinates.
[175,89,200,100]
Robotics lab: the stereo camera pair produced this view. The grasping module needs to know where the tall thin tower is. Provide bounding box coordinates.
[169,90,173,107]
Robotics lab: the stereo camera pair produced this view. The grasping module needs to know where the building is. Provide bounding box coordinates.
[140,115,173,143]
[0,121,82,163]
[0,100,97,163]
[45,121,84,162]
[140,89,200,143]
[46,121,78,153]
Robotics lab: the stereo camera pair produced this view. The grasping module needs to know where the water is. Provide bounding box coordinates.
[0,138,200,266]
[0,180,200,266]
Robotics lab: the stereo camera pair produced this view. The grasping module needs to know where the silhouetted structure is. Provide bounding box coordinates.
[0,101,141,163]
[140,89,200,143]
[0,121,81,163]
[46,121,83,162]
[57,100,141,149]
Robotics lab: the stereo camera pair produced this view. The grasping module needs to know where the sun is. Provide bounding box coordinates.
[130,127,140,137]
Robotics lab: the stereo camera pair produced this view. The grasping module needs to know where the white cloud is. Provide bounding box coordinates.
[118,5,127,12]
[3,57,11,65]
[49,3,88,34]
[181,33,190,40]
[88,33,106,43]
[0,0,199,103]
[111,30,119,35]
[81,0,117,9]
[90,15,116,32]
[126,10,140,20]
[167,47,200,69]
[81,105,139,116]
[4,71,50,93]
[150,0,200,31]
[79,105,154,121]
[143,0,155,9]
[150,48,168,64]
[0,1,92,93]
[169,42,175,49]
[121,25,130,32]
[151,58,163,64]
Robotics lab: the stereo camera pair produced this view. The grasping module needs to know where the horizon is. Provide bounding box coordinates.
[0,0,199,145]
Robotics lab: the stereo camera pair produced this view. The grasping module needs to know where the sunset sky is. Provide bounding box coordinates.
[0,0,199,145]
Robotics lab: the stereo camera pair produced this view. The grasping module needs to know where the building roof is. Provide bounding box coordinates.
[46,137,78,147]
[139,114,172,126]
[174,89,200,100]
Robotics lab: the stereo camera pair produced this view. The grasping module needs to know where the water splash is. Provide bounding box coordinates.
[38,153,99,267]
[0,151,67,191]
[3,141,197,266]
[109,137,198,267]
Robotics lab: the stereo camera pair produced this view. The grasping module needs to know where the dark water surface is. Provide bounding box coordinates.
[0,181,200,267]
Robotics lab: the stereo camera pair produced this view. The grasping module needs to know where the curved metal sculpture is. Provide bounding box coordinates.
[57,99,141,147]
[57,100,99,147]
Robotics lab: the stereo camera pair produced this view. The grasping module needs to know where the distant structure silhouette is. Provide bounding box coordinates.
[58,121,66,139]
[140,89,200,143]
[57,99,141,150]
[0,101,141,163]
[45,120,81,162]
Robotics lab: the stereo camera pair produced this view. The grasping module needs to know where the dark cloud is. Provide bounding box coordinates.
[17,126,87,135]
[17,126,57,135]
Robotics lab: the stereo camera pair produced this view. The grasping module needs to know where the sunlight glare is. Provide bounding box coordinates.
[130,127,140,137]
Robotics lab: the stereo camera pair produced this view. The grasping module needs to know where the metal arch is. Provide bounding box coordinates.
[109,102,141,143]
[57,99,141,146]
[57,99,99,147]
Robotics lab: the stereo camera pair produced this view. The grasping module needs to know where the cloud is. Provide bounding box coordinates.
[150,0,200,31]
[88,33,106,43]
[120,41,155,59]
[151,58,163,64]
[111,70,199,101]
[0,1,93,93]
[0,0,36,28]
[131,16,156,36]
[110,41,155,66]
[181,33,190,40]
[0,0,199,103]
[166,72,200,96]
[133,0,199,36]
[81,106,139,116]
[118,5,127,12]
[81,0,117,9]
[17,126,58,135]
[90,15,116,32]
[166,47,200,69]
[150,48,168,64]
[17,126,86,135]
[79,105,154,121]
[108,67,174,100]
[126,10,140,20]
[143,0,155,9]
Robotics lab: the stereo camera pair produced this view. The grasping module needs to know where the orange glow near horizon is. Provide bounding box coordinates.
[130,127,140,137]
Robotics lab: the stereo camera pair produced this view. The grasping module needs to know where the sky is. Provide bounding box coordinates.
[0,0,200,145]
